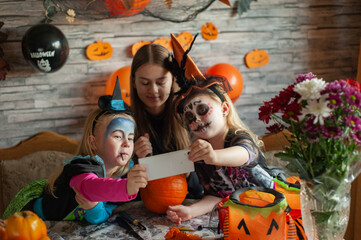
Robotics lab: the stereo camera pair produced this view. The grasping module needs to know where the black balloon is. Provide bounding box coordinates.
[22,24,69,73]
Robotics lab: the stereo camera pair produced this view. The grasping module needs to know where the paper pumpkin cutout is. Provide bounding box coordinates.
[201,22,218,40]
[205,63,243,103]
[152,37,172,52]
[131,32,193,56]
[106,66,131,106]
[131,40,151,57]
[245,49,269,68]
[175,32,194,50]
[86,40,113,61]
[105,0,151,17]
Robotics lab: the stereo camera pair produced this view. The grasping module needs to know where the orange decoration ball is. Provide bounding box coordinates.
[106,66,131,106]
[140,175,188,214]
[105,0,151,17]
[205,63,244,103]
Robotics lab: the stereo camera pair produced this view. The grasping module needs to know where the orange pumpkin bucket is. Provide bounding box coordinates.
[218,187,289,240]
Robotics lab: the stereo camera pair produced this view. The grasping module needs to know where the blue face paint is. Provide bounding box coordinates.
[105,117,134,140]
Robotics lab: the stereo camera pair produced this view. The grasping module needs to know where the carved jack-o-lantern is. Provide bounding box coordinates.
[245,49,269,68]
[218,187,289,240]
[201,22,218,40]
[86,40,113,61]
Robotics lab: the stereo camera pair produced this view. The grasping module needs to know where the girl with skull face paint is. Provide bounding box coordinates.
[166,33,274,224]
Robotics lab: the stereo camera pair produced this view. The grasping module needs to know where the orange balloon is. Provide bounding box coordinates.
[205,63,243,103]
[106,66,131,106]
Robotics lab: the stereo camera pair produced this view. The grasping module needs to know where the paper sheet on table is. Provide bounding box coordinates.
[138,150,195,181]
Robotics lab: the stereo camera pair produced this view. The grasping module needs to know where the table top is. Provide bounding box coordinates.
[46,200,224,240]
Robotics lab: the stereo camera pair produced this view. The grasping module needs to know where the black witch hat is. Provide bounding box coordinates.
[92,77,133,134]
[171,33,232,113]
[98,76,132,115]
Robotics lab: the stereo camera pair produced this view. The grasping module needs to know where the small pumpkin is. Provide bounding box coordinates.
[244,49,269,68]
[86,40,113,61]
[165,228,202,240]
[140,174,187,214]
[152,37,172,52]
[131,40,151,56]
[5,210,49,240]
[201,22,218,40]
[0,219,7,240]
[176,32,194,51]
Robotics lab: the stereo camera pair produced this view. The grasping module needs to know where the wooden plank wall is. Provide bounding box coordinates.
[0,0,360,148]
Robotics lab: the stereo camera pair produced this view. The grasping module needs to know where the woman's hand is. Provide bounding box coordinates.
[73,187,98,210]
[126,164,148,196]
[134,133,153,158]
[188,139,218,165]
[166,205,192,224]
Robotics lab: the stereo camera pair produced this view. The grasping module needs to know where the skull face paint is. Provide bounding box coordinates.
[183,98,214,133]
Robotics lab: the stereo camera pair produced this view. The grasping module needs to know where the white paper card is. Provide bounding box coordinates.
[138,150,194,181]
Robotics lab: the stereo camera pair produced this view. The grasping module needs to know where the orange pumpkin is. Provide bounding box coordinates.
[105,0,151,17]
[165,228,202,240]
[244,49,269,68]
[140,175,187,214]
[5,211,48,240]
[152,37,172,52]
[205,63,243,103]
[131,40,151,56]
[0,219,7,240]
[176,32,194,51]
[201,22,218,40]
[86,40,113,61]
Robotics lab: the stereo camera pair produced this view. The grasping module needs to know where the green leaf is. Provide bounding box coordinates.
[46,6,58,18]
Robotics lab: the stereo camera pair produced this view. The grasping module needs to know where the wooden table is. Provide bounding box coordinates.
[46,200,223,240]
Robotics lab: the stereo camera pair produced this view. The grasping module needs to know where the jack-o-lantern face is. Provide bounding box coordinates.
[86,40,113,61]
[219,187,289,240]
[245,49,269,68]
[201,22,218,40]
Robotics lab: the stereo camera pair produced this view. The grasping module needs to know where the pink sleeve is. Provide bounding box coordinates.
[69,173,137,202]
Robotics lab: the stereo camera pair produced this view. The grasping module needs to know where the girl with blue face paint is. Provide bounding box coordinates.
[12,82,149,224]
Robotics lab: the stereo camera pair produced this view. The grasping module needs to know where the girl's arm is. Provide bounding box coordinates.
[84,202,117,224]
[189,139,250,167]
[69,173,137,202]
[166,195,222,224]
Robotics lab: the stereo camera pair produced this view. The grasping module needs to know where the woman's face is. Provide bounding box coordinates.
[182,94,228,140]
[134,63,173,115]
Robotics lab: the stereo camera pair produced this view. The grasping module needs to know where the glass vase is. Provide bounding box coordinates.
[300,180,351,240]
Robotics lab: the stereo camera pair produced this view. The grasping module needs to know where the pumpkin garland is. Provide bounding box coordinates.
[130,31,194,57]
[86,40,113,61]
[1,210,50,240]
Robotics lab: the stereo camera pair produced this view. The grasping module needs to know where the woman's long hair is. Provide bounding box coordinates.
[130,44,190,152]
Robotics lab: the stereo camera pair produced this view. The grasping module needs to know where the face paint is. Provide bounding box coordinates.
[183,99,214,131]
[105,117,134,140]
